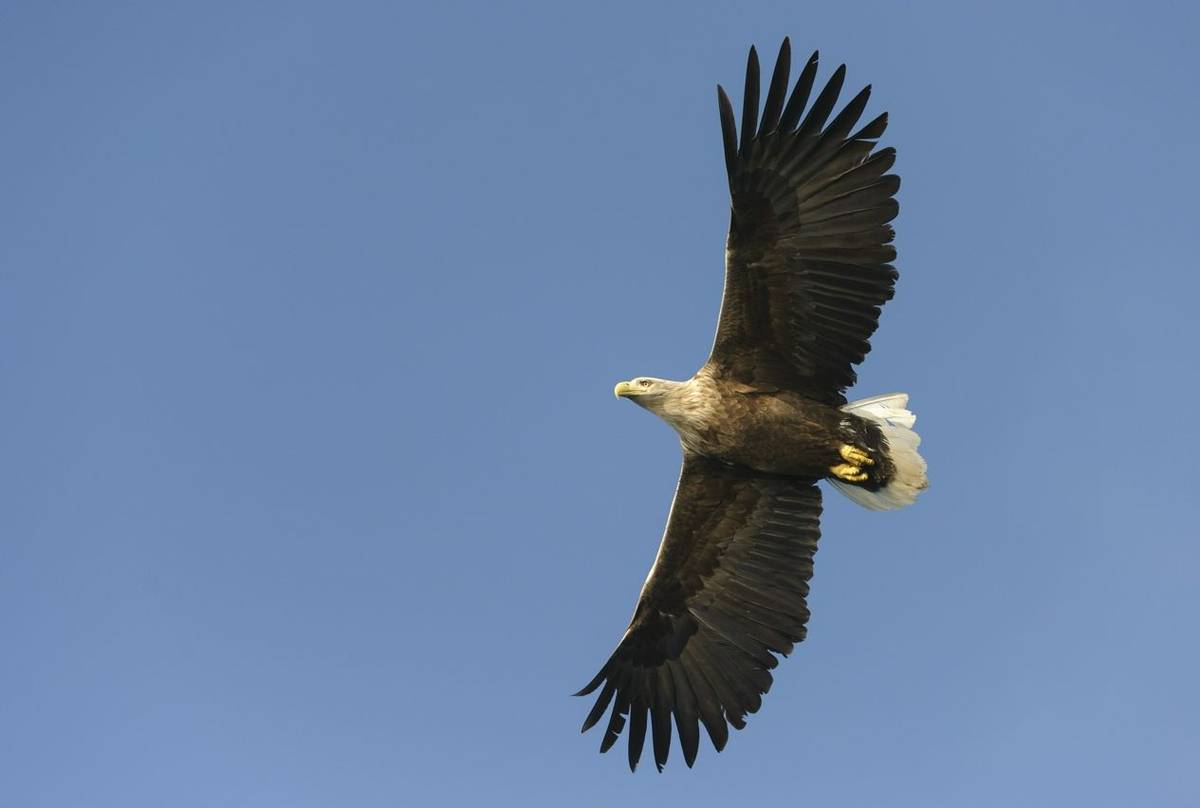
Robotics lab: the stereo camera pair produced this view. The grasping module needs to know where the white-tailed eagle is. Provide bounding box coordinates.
[575,38,929,771]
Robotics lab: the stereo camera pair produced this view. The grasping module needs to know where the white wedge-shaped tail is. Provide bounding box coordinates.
[831,393,928,510]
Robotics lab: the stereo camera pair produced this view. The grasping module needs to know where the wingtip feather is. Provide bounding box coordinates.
[739,46,760,154]
[759,37,792,135]
[572,668,605,697]
[717,85,738,184]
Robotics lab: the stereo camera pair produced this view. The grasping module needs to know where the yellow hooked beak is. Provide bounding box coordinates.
[613,380,635,399]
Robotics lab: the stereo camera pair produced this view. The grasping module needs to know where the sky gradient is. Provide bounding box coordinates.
[3,2,1198,805]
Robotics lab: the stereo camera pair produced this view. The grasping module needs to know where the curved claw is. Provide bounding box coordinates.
[839,444,874,466]
[830,463,869,483]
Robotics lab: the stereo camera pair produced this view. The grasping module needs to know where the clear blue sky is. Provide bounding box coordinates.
[2,1,1198,805]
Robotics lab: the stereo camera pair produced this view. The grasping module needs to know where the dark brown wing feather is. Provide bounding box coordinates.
[576,454,822,770]
[709,38,900,404]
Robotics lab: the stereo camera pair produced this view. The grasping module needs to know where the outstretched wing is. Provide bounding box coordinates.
[576,454,822,771]
[708,38,900,404]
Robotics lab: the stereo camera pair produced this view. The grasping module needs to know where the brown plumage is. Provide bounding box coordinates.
[577,38,927,772]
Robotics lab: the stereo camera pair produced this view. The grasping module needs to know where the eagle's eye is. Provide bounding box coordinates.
[639,379,653,388]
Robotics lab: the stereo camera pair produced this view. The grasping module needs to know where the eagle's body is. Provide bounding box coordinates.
[577,38,928,772]
[636,369,893,483]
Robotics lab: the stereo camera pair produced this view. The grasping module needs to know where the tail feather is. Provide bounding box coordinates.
[831,393,928,511]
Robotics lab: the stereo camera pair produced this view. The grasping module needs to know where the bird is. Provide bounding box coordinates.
[575,37,929,772]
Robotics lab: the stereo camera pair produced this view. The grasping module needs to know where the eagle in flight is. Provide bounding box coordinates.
[575,38,929,771]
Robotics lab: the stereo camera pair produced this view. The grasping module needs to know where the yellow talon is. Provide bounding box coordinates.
[839,444,874,466]
[830,463,869,483]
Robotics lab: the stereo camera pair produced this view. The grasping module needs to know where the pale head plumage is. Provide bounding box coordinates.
[613,376,684,411]
[613,373,725,453]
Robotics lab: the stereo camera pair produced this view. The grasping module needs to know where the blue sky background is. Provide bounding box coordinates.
[3,1,1198,805]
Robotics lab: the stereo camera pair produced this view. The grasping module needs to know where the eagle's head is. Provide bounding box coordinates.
[613,377,684,412]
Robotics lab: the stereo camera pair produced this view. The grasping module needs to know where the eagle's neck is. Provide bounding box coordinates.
[653,374,723,453]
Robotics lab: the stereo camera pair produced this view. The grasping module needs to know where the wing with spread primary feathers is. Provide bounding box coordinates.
[575,454,822,770]
[708,38,900,404]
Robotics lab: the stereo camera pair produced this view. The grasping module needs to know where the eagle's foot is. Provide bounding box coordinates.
[838,444,874,466]
[830,463,869,483]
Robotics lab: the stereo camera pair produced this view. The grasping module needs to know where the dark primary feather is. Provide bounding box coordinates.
[708,37,900,404]
[757,40,790,135]
[739,47,759,154]
[576,454,822,771]
[778,50,819,133]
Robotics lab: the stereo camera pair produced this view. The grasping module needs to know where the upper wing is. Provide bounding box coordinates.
[708,38,900,404]
[575,453,822,771]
